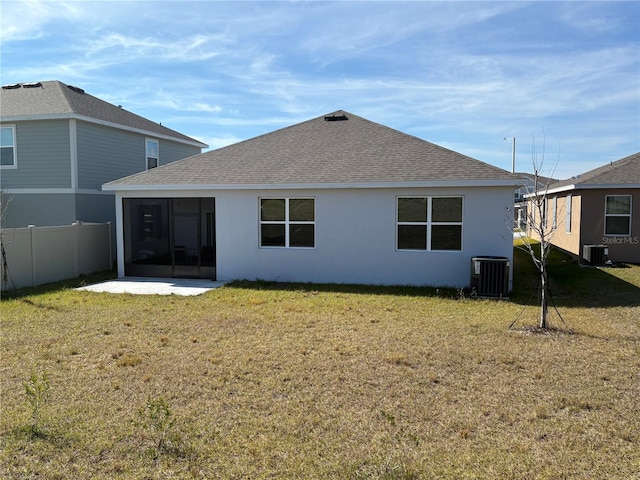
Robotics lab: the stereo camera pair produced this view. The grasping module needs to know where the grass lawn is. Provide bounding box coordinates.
[1,243,639,479]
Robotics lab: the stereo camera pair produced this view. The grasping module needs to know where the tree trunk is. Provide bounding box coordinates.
[539,264,549,329]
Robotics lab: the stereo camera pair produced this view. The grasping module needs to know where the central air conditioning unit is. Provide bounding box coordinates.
[583,245,608,266]
[470,256,510,298]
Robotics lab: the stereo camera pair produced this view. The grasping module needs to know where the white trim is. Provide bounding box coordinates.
[565,194,572,234]
[530,183,640,196]
[0,123,17,169]
[115,192,125,277]
[1,187,114,195]
[145,137,159,170]
[69,119,78,189]
[102,179,520,192]
[1,113,207,149]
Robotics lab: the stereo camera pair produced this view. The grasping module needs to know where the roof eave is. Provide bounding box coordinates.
[525,183,640,197]
[0,113,208,149]
[103,179,520,192]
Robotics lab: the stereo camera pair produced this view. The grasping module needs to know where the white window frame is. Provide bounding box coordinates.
[145,138,159,170]
[259,197,315,249]
[1,124,17,169]
[565,194,572,233]
[604,195,632,236]
[396,196,463,252]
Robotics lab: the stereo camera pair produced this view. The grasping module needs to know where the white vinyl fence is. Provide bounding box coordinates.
[1,222,112,290]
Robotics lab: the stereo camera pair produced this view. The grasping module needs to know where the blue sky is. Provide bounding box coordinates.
[2,0,638,179]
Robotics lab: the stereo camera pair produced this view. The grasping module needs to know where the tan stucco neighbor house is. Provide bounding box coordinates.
[527,152,640,264]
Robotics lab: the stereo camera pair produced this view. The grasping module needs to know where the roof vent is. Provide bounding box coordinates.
[324,114,348,122]
[2,83,22,90]
[22,82,42,88]
[67,85,85,94]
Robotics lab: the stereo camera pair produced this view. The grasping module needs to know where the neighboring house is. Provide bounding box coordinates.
[0,81,207,229]
[527,152,640,264]
[103,111,519,288]
[514,172,558,230]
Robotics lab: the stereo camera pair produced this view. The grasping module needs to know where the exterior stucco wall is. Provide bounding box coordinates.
[534,188,640,263]
[542,193,582,257]
[115,186,515,288]
[580,188,640,263]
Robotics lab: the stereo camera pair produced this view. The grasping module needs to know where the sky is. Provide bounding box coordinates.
[1,0,639,179]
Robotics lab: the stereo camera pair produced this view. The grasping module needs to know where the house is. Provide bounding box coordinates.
[103,111,519,288]
[0,81,207,228]
[527,152,640,264]
[514,172,557,230]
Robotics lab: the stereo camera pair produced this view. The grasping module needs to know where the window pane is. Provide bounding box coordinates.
[261,199,285,221]
[398,198,427,222]
[290,198,314,221]
[0,127,13,147]
[431,225,462,250]
[261,224,285,247]
[606,196,631,215]
[432,197,462,222]
[605,216,630,235]
[398,225,427,250]
[146,140,158,158]
[1,147,14,166]
[290,224,314,247]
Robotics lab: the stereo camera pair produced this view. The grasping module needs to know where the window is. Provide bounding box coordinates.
[605,195,632,236]
[551,196,557,229]
[260,198,315,248]
[146,138,159,170]
[1,125,16,168]
[565,194,572,233]
[397,196,463,251]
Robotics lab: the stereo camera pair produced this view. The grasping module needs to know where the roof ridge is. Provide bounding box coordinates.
[572,151,640,182]
[1,80,207,147]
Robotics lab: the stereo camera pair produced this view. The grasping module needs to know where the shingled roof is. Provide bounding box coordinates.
[1,80,206,147]
[104,110,517,190]
[547,152,640,193]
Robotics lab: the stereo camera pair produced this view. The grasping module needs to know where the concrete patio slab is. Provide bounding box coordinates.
[76,277,228,296]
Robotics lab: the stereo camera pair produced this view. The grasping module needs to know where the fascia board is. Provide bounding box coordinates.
[102,179,521,192]
[1,113,208,149]
[0,188,113,195]
[1,188,76,194]
[526,183,640,197]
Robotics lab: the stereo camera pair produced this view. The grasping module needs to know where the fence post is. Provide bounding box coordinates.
[107,221,112,271]
[72,221,80,278]
[28,225,36,287]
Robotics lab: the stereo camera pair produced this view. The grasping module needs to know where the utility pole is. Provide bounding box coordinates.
[504,137,516,173]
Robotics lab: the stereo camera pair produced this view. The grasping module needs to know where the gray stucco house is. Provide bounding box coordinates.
[0,80,207,228]
[104,111,519,289]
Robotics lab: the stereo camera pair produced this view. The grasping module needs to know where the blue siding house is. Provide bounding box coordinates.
[0,81,207,228]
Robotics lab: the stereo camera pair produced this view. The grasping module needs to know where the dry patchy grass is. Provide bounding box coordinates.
[1,252,639,479]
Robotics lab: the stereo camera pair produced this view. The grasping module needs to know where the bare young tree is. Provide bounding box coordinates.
[517,136,561,329]
[0,191,15,291]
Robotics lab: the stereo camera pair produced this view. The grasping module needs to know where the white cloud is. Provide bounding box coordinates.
[199,135,244,151]
[0,0,80,42]
[83,32,231,63]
